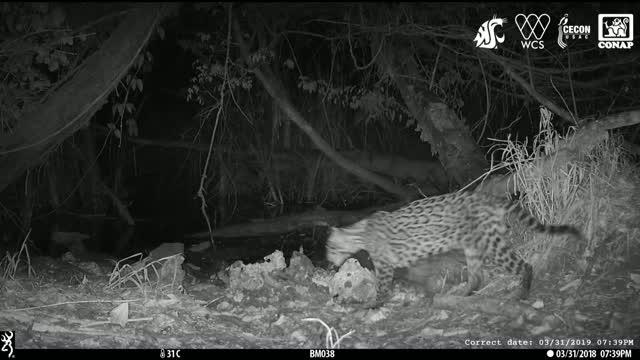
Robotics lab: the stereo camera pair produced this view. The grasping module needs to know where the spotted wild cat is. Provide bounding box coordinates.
[326,191,582,306]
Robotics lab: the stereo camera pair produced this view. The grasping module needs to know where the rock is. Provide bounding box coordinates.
[419,326,444,337]
[228,250,286,290]
[148,243,184,261]
[530,323,552,335]
[532,299,544,309]
[286,251,314,281]
[328,258,376,305]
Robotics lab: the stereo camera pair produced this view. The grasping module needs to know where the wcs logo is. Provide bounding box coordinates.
[515,13,551,49]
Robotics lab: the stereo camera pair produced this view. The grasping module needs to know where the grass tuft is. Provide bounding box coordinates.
[491,108,640,275]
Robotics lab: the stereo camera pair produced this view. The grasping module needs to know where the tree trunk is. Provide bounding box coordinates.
[0,4,176,193]
[374,37,489,186]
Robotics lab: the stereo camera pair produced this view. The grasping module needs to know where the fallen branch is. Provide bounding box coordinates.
[477,110,640,196]
[94,128,447,186]
[432,294,541,320]
[233,21,413,201]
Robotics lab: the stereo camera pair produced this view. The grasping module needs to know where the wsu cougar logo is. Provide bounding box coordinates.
[474,15,507,49]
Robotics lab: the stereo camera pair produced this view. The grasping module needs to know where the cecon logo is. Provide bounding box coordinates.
[557,14,591,49]
[515,13,551,49]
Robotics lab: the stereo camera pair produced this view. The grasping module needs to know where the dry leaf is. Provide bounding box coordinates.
[110,303,129,327]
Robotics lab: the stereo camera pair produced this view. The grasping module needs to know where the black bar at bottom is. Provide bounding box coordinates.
[15,348,637,360]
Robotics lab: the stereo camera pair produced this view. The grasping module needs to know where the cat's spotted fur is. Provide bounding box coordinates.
[326,191,582,306]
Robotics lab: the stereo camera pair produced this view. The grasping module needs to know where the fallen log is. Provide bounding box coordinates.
[93,124,448,193]
[476,110,640,197]
[185,201,405,251]
[432,294,541,321]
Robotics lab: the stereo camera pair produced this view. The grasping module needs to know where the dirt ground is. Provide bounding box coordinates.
[1,246,639,350]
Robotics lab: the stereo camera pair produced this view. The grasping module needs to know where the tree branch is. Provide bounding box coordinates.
[233,21,414,200]
[477,110,640,197]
